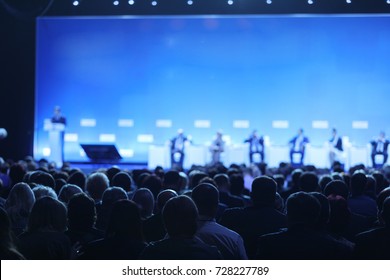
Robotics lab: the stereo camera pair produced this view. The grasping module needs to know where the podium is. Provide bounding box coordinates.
[45,122,65,167]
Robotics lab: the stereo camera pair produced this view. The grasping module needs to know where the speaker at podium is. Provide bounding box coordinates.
[80,144,122,163]
[44,120,65,167]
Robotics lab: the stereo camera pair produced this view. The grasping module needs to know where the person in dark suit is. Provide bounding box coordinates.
[51,106,66,164]
[51,106,66,125]
[288,128,309,165]
[256,192,353,260]
[329,128,343,167]
[244,130,264,163]
[219,176,287,259]
[170,129,190,170]
[354,196,390,259]
[139,195,222,259]
[370,131,389,167]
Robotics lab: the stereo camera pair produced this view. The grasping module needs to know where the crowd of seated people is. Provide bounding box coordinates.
[0,155,390,260]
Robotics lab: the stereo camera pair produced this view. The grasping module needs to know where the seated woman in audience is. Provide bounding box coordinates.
[4,182,35,236]
[80,199,147,260]
[17,196,72,259]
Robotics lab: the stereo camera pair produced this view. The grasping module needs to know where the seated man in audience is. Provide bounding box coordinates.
[354,197,390,259]
[256,192,353,259]
[192,183,248,259]
[139,195,222,259]
[370,131,389,167]
[219,176,287,259]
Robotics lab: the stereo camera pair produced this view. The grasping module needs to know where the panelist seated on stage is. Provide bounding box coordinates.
[370,131,389,167]
[170,129,191,170]
[329,128,343,167]
[209,130,225,165]
[244,130,264,163]
[288,128,309,165]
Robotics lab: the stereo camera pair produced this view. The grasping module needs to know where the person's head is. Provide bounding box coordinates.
[286,191,321,228]
[327,194,351,234]
[192,183,219,218]
[275,192,285,213]
[106,199,143,240]
[229,173,245,196]
[351,170,368,196]
[309,192,330,228]
[291,168,303,187]
[163,170,181,192]
[162,195,198,238]
[54,106,61,116]
[379,131,385,139]
[189,171,208,190]
[86,172,109,202]
[298,128,303,135]
[27,196,67,233]
[213,173,230,192]
[299,172,319,192]
[365,175,377,199]
[58,184,83,205]
[101,187,128,208]
[156,189,178,212]
[67,171,86,191]
[111,171,133,192]
[323,180,349,200]
[140,174,162,199]
[29,170,55,190]
[32,185,58,200]
[332,128,337,137]
[132,188,155,219]
[177,128,184,136]
[67,193,96,231]
[5,183,35,230]
[250,176,277,207]
[319,175,332,192]
[376,187,390,214]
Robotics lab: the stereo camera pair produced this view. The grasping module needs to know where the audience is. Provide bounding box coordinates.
[0,154,389,260]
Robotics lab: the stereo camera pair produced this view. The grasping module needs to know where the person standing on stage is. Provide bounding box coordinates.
[288,128,309,165]
[51,106,66,164]
[329,128,343,167]
[370,131,389,167]
[170,129,190,170]
[210,130,225,165]
[244,130,264,163]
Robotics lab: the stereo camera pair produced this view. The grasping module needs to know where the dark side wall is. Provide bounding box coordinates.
[0,4,36,161]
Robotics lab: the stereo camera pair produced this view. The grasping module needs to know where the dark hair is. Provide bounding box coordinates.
[251,176,277,206]
[380,197,390,225]
[67,171,87,191]
[162,195,198,238]
[299,172,319,192]
[327,194,351,234]
[286,192,320,227]
[106,199,144,241]
[111,171,133,192]
[310,192,330,228]
[351,171,367,196]
[27,196,67,233]
[192,183,219,216]
[68,193,96,231]
[156,189,178,211]
[324,180,349,200]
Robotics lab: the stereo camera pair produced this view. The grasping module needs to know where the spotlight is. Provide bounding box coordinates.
[151,0,157,6]
[308,0,314,4]
[128,0,135,4]
[227,0,234,5]
[72,0,79,6]
[387,0,390,4]
[346,0,351,3]
[113,0,119,5]
[187,0,193,5]
[266,0,272,4]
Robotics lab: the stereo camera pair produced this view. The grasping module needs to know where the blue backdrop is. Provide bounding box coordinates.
[35,15,390,163]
